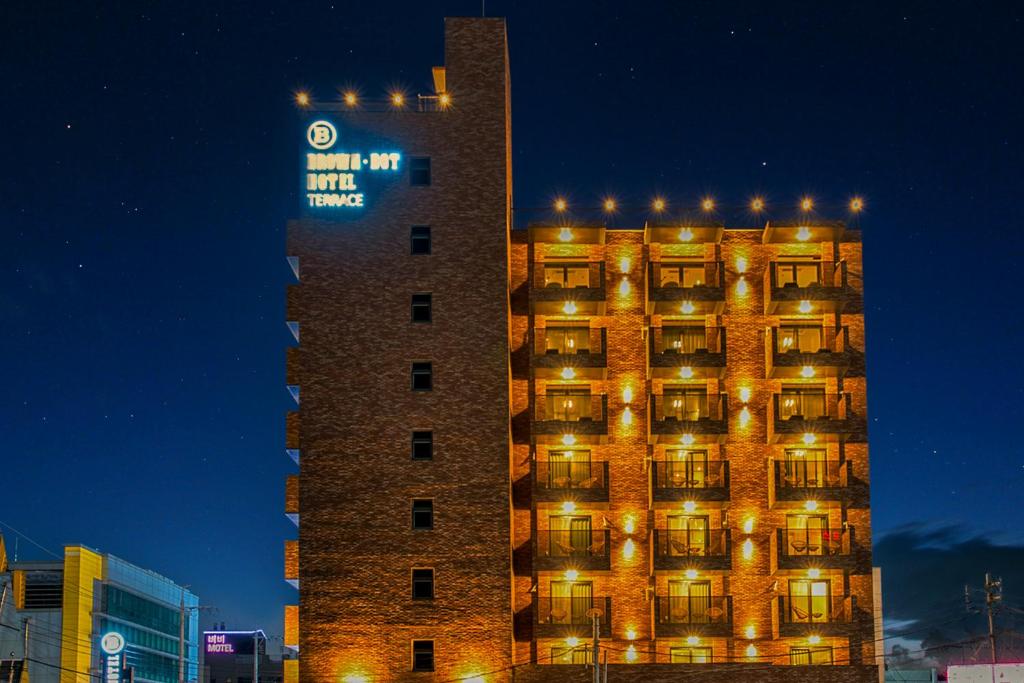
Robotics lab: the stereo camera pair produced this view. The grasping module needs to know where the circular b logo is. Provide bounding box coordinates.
[307,120,337,150]
[101,631,126,655]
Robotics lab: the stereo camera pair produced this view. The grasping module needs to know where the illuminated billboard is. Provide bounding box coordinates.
[204,631,258,656]
[302,119,402,210]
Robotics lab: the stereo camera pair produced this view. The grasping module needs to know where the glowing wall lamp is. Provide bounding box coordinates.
[796,226,812,242]
[564,568,579,581]
[561,501,577,514]
[678,227,694,242]
[558,227,573,242]
[798,300,812,314]
[625,645,638,662]
[562,301,578,315]
[619,278,631,295]
[742,538,754,560]
[619,257,631,274]
[680,301,695,315]
[561,367,576,380]
[621,407,633,426]
[562,434,577,446]
[623,538,635,559]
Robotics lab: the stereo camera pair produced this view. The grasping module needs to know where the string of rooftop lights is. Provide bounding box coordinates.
[293,88,451,111]
[538,195,866,215]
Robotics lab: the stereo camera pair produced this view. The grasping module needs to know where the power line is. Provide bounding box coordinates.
[0,521,61,560]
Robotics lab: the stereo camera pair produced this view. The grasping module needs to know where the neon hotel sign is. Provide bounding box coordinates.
[304,120,401,208]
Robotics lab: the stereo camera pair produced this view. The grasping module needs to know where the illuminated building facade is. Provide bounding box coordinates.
[0,534,199,683]
[284,16,880,683]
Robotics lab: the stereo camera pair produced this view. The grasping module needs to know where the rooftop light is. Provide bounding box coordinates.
[750,197,765,212]
[652,197,666,212]
[850,197,865,213]
[294,91,311,108]
[343,91,357,107]
[701,197,715,212]
[554,197,568,213]
[390,92,405,107]
[800,197,814,212]
[604,197,617,212]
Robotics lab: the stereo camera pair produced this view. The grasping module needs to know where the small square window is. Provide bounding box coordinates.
[412,568,434,600]
[411,226,431,255]
[412,640,434,671]
[410,157,431,186]
[412,362,432,391]
[412,431,433,460]
[411,293,432,323]
[412,499,434,530]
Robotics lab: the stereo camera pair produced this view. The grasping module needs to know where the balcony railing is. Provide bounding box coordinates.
[535,596,612,637]
[651,460,729,502]
[535,530,611,571]
[646,261,726,315]
[649,327,726,378]
[766,326,851,378]
[772,460,849,502]
[535,461,609,503]
[648,393,729,441]
[654,596,733,638]
[764,260,853,314]
[769,392,865,442]
[776,595,856,637]
[651,529,732,570]
[533,394,609,442]
[532,328,607,379]
[774,527,856,570]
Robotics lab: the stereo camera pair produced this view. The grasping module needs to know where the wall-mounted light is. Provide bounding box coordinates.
[680,434,695,446]
[742,538,754,560]
[739,406,752,427]
[683,501,696,513]
[798,300,812,314]
[626,628,637,641]
[680,301,695,315]
[679,227,694,242]
[562,301,578,315]
[619,257,631,274]
[801,366,815,378]
[802,433,817,445]
[622,407,633,426]
[686,635,701,646]
[736,277,749,296]
[564,568,579,581]
[743,517,755,534]
[808,635,821,646]
[623,386,633,404]
[679,366,694,379]
[807,568,821,579]
[562,501,577,514]
[561,367,576,380]
[736,256,748,273]
[739,387,752,403]
[619,278,631,295]
[804,500,819,512]
[796,226,812,242]
[562,434,577,446]
[745,625,757,640]
[684,569,698,580]
[623,514,637,534]
[625,645,638,662]
[746,644,758,658]
[566,636,580,648]
[623,538,635,559]
[558,227,573,242]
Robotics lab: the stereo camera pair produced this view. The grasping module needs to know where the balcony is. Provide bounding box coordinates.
[533,393,608,444]
[644,221,724,245]
[534,461,610,503]
[649,326,727,379]
[531,261,606,316]
[534,596,612,638]
[651,460,730,503]
[771,459,850,504]
[768,392,865,443]
[651,529,732,571]
[762,221,845,244]
[533,327,607,380]
[283,605,298,651]
[284,540,298,589]
[764,260,854,314]
[766,326,851,378]
[535,530,611,571]
[774,595,857,638]
[646,261,726,315]
[654,596,733,638]
[772,526,857,571]
[648,393,729,444]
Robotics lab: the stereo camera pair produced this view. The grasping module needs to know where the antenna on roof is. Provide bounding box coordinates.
[482,1,486,17]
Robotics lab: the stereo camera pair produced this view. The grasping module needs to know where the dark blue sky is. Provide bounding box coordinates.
[2,1,1022,644]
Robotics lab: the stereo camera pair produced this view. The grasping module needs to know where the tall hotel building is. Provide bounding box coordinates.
[284,17,880,683]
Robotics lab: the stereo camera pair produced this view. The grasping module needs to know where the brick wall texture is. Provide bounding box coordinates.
[285,17,877,683]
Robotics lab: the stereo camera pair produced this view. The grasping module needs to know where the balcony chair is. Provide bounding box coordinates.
[545,281,562,289]
[550,476,571,489]
[791,605,824,622]
[577,476,600,489]
[705,605,725,622]
[547,606,568,623]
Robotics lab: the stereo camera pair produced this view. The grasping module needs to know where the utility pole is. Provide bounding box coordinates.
[984,573,1002,666]
[179,591,185,683]
[587,608,602,683]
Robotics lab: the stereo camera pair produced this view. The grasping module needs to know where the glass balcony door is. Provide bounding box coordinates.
[785,515,829,556]
[776,261,822,287]
[549,515,593,556]
[779,388,826,420]
[778,325,823,353]
[546,388,591,421]
[663,326,707,354]
[549,580,593,625]
[783,449,829,487]
[670,647,712,663]
[666,515,709,556]
[668,580,712,623]
[660,262,707,288]
[548,450,593,488]
[545,327,590,354]
[665,449,711,488]
[664,389,709,421]
[544,263,590,289]
[788,579,831,624]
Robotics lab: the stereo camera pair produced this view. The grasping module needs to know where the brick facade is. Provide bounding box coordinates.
[285,17,878,683]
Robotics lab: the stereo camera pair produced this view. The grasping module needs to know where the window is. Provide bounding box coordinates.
[547,515,594,557]
[787,579,831,624]
[782,448,835,488]
[776,259,822,287]
[670,647,712,663]
[546,580,593,624]
[544,326,591,354]
[411,569,434,600]
[784,515,832,557]
[551,646,591,665]
[410,157,431,186]
[410,226,431,255]
[778,323,823,353]
[790,646,833,665]
[661,325,707,354]
[543,262,591,289]
[23,571,64,609]
[412,640,435,671]
[779,386,827,420]
[546,450,594,489]
[411,362,432,391]
[544,387,591,421]
[411,431,433,460]
[666,515,710,556]
[663,449,718,489]
[663,388,710,421]
[411,293,431,323]
[668,579,713,624]
[412,499,433,529]
[659,261,707,288]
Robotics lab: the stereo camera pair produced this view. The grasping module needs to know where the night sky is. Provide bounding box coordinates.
[3,1,1023,654]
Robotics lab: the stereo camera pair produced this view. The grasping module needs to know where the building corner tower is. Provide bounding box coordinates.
[284,17,514,683]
